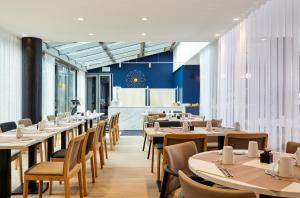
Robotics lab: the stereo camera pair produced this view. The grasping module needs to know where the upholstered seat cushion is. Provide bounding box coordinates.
[51,149,66,158]
[26,162,64,175]
[155,143,163,150]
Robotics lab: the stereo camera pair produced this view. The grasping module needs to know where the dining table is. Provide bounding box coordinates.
[189,150,300,198]
[144,127,235,159]
[74,112,104,130]
[0,119,85,198]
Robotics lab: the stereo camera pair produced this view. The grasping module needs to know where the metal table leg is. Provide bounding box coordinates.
[0,149,11,198]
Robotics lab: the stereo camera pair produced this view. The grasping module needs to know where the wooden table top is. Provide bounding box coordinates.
[189,150,300,198]
[0,120,84,150]
[144,127,234,137]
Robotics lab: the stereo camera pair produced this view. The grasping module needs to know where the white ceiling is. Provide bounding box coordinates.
[0,0,265,42]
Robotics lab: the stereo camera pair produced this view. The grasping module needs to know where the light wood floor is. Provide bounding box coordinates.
[12,136,159,198]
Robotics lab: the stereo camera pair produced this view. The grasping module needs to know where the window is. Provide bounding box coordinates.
[55,63,77,114]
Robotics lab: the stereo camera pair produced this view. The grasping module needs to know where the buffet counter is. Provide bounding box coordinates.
[108,106,186,130]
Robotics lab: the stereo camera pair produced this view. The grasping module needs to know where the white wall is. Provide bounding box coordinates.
[0,28,22,123]
[42,54,55,119]
[77,70,87,112]
[173,42,208,71]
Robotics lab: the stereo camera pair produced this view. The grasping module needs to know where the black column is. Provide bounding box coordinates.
[22,37,42,124]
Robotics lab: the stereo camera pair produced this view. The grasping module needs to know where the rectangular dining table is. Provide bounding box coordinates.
[144,127,235,159]
[0,120,85,198]
[74,113,104,130]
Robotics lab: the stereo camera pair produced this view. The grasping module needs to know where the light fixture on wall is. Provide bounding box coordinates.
[141,17,148,21]
[215,33,220,37]
[119,63,122,68]
[89,33,95,36]
[77,17,85,21]
[149,63,151,69]
[141,33,146,36]
[245,73,252,79]
[233,18,240,21]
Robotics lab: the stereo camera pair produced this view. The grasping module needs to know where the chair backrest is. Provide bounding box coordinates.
[163,141,199,195]
[0,122,17,132]
[103,119,108,137]
[224,132,268,150]
[64,133,85,173]
[82,128,97,157]
[286,141,300,154]
[96,121,106,143]
[178,170,256,198]
[164,134,207,155]
[116,112,120,124]
[158,121,181,127]
[47,115,56,121]
[148,112,166,118]
[18,118,32,127]
[191,120,220,127]
[109,115,115,129]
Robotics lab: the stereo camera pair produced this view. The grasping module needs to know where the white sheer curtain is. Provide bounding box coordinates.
[199,41,218,119]
[42,54,55,119]
[77,70,86,112]
[216,0,300,151]
[0,28,22,123]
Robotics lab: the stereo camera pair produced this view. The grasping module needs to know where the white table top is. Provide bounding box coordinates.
[145,127,234,137]
[189,150,300,198]
[74,113,104,120]
[0,120,84,150]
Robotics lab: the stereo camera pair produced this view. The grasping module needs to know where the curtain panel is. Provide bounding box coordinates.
[216,0,300,151]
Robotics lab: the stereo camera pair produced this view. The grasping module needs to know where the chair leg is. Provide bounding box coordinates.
[99,144,104,168]
[142,132,147,151]
[23,179,29,198]
[39,144,43,162]
[157,151,161,181]
[78,170,83,198]
[38,180,43,198]
[82,161,88,196]
[64,179,71,198]
[18,154,23,185]
[109,131,114,150]
[90,157,96,183]
[104,139,108,159]
[147,139,152,159]
[93,149,98,177]
[151,143,155,173]
[49,180,53,195]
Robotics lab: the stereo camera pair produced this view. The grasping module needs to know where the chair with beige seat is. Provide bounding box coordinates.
[23,133,85,198]
[224,132,268,150]
[160,140,209,198]
[286,141,300,154]
[50,128,97,196]
[178,170,256,198]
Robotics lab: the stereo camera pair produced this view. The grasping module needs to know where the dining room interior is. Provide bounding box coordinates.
[0,0,300,198]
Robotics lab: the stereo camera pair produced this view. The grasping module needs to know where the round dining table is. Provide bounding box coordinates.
[189,150,300,198]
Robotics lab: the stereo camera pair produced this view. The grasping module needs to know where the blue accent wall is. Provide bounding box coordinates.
[173,65,200,103]
[88,52,174,88]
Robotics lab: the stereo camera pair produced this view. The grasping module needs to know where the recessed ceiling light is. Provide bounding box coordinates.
[261,38,267,41]
[215,34,220,37]
[22,33,27,37]
[89,33,95,36]
[233,18,240,21]
[141,33,146,36]
[141,17,148,21]
[77,17,85,21]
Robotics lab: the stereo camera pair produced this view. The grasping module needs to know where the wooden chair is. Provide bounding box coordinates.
[114,112,120,142]
[103,119,109,159]
[23,133,85,198]
[0,122,23,186]
[178,170,256,198]
[157,134,207,181]
[108,115,115,150]
[224,132,268,150]
[191,120,221,128]
[94,121,106,175]
[51,128,97,196]
[286,141,300,154]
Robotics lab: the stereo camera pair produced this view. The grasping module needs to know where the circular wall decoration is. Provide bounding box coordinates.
[126,69,146,88]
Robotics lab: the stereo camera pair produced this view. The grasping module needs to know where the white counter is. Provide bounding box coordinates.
[108,106,186,130]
